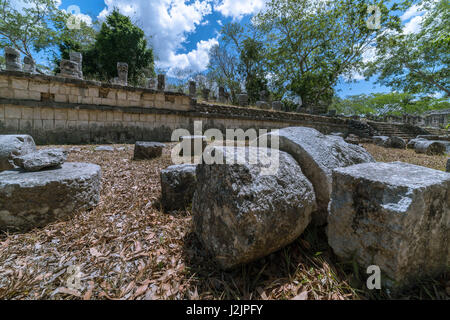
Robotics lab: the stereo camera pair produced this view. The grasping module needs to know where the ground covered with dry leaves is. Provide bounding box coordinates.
[0,143,448,300]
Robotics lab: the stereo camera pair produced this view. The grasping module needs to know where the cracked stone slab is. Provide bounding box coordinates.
[0,135,36,171]
[258,127,375,224]
[13,148,67,172]
[0,162,101,232]
[192,146,316,269]
[327,161,450,290]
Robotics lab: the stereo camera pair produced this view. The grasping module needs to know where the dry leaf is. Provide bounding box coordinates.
[291,290,308,300]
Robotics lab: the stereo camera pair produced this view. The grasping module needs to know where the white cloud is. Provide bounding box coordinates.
[215,0,266,21]
[98,0,214,76]
[400,4,425,21]
[403,15,423,34]
[164,37,219,77]
[62,8,93,26]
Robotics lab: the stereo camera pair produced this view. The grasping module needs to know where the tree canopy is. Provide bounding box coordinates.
[366,0,449,97]
[252,0,402,112]
[83,10,154,85]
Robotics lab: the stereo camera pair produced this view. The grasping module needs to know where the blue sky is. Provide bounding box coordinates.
[23,0,428,98]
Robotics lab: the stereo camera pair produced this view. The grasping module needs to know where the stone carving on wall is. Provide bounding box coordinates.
[157,74,166,91]
[4,47,22,71]
[23,56,36,73]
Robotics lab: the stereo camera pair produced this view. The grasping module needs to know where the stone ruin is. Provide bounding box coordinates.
[218,86,228,103]
[202,88,210,101]
[4,47,22,71]
[0,134,101,232]
[256,90,270,109]
[147,77,157,89]
[57,51,83,79]
[271,101,283,111]
[57,59,81,79]
[70,51,83,78]
[189,81,196,97]
[113,62,128,86]
[23,56,36,73]
[237,93,248,107]
[157,74,165,91]
[158,126,449,291]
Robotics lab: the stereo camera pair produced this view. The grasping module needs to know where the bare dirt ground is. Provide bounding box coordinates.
[0,143,448,300]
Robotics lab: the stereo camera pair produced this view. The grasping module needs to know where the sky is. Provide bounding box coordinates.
[12,0,429,98]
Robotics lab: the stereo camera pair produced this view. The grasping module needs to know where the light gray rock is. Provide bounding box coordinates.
[388,136,406,149]
[258,127,375,225]
[237,94,248,107]
[95,145,115,152]
[407,138,426,149]
[373,136,406,149]
[5,47,22,71]
[344,134,360,145]
[133,141,165,160]
[0,162,101,232]
[373,136,390,147]
[414,140,446,155]
[13,148,67,172]
[327,162,449,290]
[256,101,270,110]
[192,146,316,269]
[0,135,36,171]
[272,101,283,111]
[160,164,197,211]
[330,132,345,138]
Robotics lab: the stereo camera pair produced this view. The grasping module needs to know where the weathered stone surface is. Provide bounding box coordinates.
[13,148,67,172]
[58,59,81,79]
[117,62,128,86]
[189,81,196,96]
[160,164,197,211]
[414,140,446,155]
[256,101,270,109]
[238,94,248,106]
[373,136,406,149]
[373,136,389,147]
[133,141,165,160]
[272,101,283,111]
[388,136,406,149]
[69,51,83,78]
[192,146,316,269]
[330,132,345,138]
[201,88,210,100]
[0,162,101,232]
[407,138,426,149]
[259,127,375,224]
[0,134,36,171]
[344,134,360,145]
[5,47,22,71]
[95,146,115,152]
[447,158,450,172]
[23,56,36,73]
[327,162,449,290]
[157,74,165,91]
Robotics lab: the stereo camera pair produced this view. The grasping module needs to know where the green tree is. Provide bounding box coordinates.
[51,12,97,75]
[253,0,402,113]
[366,0,449,96]
[84,9,154,85]
[0,0,61,70]
[330,92,450,116]
[207,22,268,105]
[207,43,242,103]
